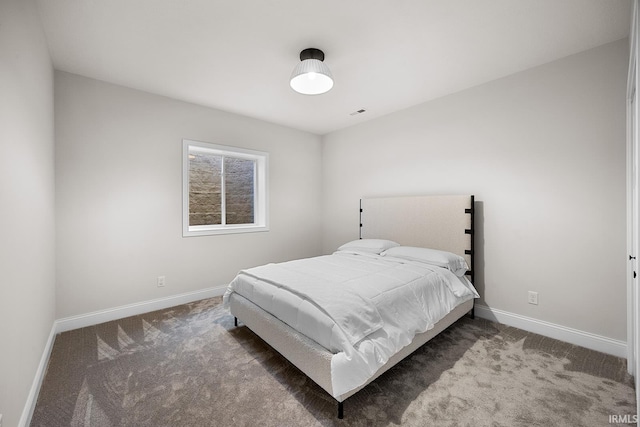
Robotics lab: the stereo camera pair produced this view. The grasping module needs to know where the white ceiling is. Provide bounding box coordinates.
[36,0,633,135]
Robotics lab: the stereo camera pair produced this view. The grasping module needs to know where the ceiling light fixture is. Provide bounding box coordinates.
[290,48,334,95]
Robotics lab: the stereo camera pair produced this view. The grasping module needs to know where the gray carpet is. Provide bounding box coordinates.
[31,297,636,426]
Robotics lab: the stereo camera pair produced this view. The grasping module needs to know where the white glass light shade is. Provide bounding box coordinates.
[290,59,334,95]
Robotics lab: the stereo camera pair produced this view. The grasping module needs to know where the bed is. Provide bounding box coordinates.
[224,195,477,418]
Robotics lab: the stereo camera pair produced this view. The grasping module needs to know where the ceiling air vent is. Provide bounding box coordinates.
[350,109,366,116]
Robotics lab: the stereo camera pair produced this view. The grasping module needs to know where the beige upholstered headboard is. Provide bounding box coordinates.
[360,195,474,280]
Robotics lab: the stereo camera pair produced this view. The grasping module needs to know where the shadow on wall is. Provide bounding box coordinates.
[473,200,485,305]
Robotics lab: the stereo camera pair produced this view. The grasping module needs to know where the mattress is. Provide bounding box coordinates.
[224,251,478,398]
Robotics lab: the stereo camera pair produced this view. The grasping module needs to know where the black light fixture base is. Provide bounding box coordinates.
[300,48,325,62]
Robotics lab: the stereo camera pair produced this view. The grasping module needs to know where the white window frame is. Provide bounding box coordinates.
[182,139,269,237]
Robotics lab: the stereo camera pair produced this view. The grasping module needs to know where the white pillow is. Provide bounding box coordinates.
[382,246,469,276]
[337,239,400,254]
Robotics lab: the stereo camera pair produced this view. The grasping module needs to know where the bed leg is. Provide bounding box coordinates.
[234,317,238,327]
[338,401,343,419]
[470,306,475,319]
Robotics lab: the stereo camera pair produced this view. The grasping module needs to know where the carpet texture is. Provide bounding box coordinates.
[31,297,636,426]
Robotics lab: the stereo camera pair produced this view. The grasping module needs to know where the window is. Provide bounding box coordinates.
[183,139,268,236]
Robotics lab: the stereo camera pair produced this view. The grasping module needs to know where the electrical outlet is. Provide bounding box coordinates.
[528,291,538,305]
[157,276,165,287]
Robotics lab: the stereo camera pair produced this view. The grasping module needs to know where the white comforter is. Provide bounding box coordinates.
[223,251,478,398]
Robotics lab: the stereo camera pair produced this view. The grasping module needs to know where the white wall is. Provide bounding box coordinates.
[0,0,56,425]
[55,72,323,318]
[322,39,629,341]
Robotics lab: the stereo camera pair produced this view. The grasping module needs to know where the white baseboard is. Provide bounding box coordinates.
[474,304,627,358]
[20,285,228,427]
[55,286,227,333]
[18,323,57,427]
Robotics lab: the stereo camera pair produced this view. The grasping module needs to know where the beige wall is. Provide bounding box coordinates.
[54,72,323,318]
[321,39,629,341]
[0,0,56,425]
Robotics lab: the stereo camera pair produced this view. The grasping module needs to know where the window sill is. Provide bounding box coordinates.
[183,225,269,237]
